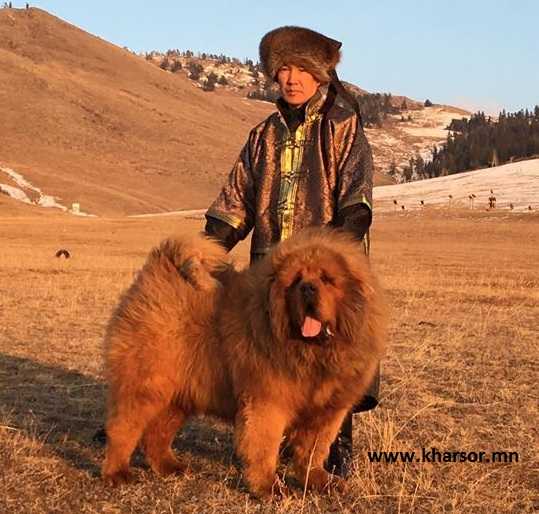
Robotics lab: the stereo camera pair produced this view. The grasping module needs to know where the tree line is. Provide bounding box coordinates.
[149,49,260,91]
[401,107,539,181]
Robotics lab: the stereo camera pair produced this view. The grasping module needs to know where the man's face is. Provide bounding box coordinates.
[277,64,320,107]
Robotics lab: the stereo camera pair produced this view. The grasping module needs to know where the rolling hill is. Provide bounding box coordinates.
[0,7,273,215]
[1,6,468,216]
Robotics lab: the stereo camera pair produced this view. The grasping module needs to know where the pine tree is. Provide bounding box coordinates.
[160,56,170,71]
[170,60,182,73]
[203,71,218,91]
[188,62,203,80]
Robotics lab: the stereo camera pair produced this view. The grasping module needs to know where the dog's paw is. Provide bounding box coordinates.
[305,468,348,494]
[249,475,290,500]
[154,457,187,477]
[327,475,349,494]
[271,477,292,499]
[102,468,134,487]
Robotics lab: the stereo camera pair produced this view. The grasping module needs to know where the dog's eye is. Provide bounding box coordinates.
[320,272,335,285]
[288,273,302,290]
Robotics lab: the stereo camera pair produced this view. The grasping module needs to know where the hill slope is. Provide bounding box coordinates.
[1,7,467,216]
[373,158,539,212]
[0,7,274,215]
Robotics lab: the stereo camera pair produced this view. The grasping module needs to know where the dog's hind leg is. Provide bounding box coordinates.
[141,406,187,476]
[102,399,164,486]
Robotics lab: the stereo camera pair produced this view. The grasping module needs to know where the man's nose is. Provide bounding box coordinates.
[287,68,300,84]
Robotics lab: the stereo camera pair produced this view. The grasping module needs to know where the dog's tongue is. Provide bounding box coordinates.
[302,316,322,338]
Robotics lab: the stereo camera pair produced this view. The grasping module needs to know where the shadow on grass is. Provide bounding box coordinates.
[0,353,236,479]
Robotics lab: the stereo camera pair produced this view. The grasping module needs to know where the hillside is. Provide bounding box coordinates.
[0,7,273,215]
[148,50,467,181]
[1,7,468,216]
[373,158,539,212]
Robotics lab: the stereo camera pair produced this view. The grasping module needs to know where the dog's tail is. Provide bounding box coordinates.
[147,233,231,291]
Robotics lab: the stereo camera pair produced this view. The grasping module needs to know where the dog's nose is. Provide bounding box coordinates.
[300,282,317,300]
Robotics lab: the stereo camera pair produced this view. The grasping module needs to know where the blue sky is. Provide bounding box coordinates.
[33,0,538,114]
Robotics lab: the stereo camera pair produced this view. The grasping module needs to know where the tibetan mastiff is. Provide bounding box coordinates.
[102,228,387,497]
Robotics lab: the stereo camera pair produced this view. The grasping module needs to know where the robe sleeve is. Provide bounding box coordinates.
[205,132,256,245]
[204,216,241,251]
[334,116,374,220]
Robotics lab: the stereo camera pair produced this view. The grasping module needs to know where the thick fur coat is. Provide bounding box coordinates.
[102,229,387,497]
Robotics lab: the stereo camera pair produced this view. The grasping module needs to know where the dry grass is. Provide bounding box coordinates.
[1,210,538,513]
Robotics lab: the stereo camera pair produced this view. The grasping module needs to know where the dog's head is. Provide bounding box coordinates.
[261,228,382,346]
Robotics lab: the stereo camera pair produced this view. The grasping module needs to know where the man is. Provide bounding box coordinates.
[205,26,379,477]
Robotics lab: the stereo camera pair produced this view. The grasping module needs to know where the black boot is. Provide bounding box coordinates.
[92,426,107,445]
[325,412,353,478]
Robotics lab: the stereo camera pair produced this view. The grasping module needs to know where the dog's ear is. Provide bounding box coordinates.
[267,277,289,342]
[336,281,365,342]
[248,262,289,345]
[333,253,370,340]
[337,261,387,359]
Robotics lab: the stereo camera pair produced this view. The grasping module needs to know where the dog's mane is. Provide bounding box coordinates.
[229,228,387,382]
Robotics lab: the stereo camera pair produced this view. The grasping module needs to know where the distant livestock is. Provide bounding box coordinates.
[388,192,528,213]
[55,249,71,259]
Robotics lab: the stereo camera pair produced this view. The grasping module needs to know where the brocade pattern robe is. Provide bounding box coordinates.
[206,88,373,260]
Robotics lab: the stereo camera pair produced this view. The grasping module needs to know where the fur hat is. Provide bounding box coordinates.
[259,26,341,84]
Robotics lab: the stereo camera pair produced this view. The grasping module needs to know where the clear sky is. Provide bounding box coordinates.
[30,0,539,114]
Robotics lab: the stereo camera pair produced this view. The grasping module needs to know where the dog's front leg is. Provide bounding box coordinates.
[289,408,350,493]
[234,399,289,499]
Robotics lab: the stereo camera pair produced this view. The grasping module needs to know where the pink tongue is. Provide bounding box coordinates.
[302,316,322,337]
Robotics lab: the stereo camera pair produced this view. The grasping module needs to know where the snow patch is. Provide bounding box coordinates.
[374,158,539,212]
[0,183,33,204]
[0,165,94,216]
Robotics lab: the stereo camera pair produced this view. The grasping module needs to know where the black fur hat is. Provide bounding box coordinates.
[259,26,341,84]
